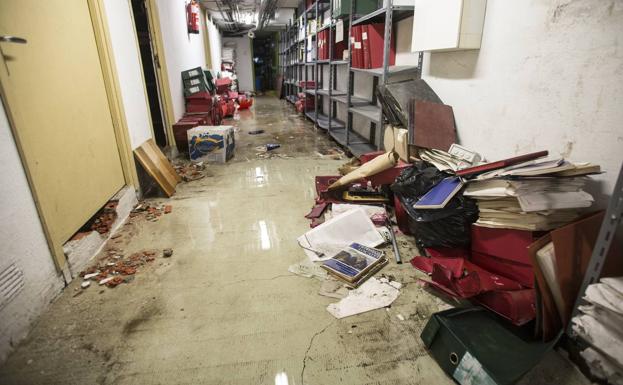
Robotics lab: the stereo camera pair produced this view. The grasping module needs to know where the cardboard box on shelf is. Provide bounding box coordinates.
[187,125,235,163]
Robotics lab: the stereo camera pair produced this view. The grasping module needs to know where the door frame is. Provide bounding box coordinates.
[88,0,139,190]
[142,0,176,147]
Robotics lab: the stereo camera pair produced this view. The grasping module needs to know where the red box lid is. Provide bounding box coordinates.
[471,225,542,265]
[471,251,534,288]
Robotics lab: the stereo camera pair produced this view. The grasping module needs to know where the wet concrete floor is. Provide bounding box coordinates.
[0,97,590,384]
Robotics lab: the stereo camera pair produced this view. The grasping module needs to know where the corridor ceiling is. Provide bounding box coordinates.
[200,0,298,36]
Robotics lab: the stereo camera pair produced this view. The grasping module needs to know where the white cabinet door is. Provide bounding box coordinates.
[411,0,486,52]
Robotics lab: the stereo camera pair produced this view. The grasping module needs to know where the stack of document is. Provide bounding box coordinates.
[464,170,596,230]
[418,148,465,172]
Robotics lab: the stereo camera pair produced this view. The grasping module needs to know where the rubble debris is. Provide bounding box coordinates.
[99,277,114,286]
[173,161,208,182]
[105,276,125,288]
[90,201,118,234]
[248,130,265,135]
[80,249,159,289]
[81,281,91,289]
[83,272,99,280]
[316,147,345,160]
[163,248,173,258]
[129,202,170,222]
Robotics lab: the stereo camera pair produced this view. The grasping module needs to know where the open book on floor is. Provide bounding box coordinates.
[321,243,386,284]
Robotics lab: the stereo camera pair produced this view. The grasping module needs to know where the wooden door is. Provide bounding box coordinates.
[0,1,126,269]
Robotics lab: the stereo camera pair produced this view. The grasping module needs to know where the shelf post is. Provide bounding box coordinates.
[345,0,355,146]
[379,0,394,150]
[567,162,623,336]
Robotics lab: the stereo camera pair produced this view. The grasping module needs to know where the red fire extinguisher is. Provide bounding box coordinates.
[187,0,200,34]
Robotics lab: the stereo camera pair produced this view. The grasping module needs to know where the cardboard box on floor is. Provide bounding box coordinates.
[187,125,235,163]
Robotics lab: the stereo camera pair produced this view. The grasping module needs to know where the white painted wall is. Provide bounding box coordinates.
[104,0,153,149]
[0,102,65,364]
[156,0,208,120]
[205,14,222,76]
[222,37,255,92]
[421,0,623,207]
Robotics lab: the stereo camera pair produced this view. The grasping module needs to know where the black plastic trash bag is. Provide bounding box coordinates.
[391,161,478,249]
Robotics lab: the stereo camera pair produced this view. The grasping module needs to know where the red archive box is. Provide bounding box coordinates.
[471,225,541,265]
[215,78,232,94]
[365,23,395,68]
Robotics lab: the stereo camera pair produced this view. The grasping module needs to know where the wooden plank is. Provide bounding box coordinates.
[134,139,178,196]
[143,139,181,184]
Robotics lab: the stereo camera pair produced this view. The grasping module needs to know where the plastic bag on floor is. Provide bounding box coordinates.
[391,161,478,249]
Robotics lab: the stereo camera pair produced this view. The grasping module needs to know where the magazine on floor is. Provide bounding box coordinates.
[321,243,386,283]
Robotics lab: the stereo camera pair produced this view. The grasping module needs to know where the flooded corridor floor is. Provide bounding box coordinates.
[0,97,589,384]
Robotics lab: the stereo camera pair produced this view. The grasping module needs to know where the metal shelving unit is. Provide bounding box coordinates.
[279,0,422,158]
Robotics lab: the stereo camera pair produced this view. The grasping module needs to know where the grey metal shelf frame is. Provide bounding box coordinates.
[278,0,422,158]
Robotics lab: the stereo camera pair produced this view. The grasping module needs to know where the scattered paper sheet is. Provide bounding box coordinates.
[326,277,402,319]
[288,259,328,280]
[329,204,386,219]
[318,279,349,299]
[298,208,385,262]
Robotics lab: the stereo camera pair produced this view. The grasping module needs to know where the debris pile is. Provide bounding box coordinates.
[174,161,207,182]
[315,147,345,160]
[129,202,172,222]
[79,249,163,289]
[90,201,118,234]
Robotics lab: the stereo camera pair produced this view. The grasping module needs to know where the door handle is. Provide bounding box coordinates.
[0,36,27,44]
[0,36,27,75]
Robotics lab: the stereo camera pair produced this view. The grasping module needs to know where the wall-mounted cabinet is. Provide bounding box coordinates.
[332,0,378,19]
[411,0,486,52]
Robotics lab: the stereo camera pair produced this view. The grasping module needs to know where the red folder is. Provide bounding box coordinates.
[324,30,329,60]
[362,25,371,69]
[353,25,363,68]
[456,150,549,177]
[317,31,321,61]
[367,23,395,68]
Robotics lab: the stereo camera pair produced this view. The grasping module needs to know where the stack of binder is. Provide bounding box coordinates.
[351,24,395,69]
